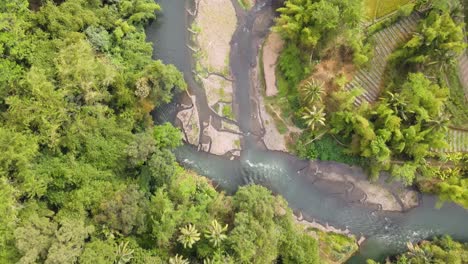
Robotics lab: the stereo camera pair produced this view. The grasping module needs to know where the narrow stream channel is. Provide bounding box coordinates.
[145,0,468,262]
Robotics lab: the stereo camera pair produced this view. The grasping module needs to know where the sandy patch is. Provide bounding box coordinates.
[262,32,284,96]
[195,0,237,73]
[176,95,200,146]
[202,117,241,156]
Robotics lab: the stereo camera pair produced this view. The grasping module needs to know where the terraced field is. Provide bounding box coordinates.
[437,128,468,153]
[346,12,421,106]
[459,51,468,101]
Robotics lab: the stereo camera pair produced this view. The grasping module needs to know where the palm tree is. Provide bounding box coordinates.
[299,80,324,107]
[169,254,189,264]
[203,258,215,264]
[114,241,134,264]
[177,224,200,249]
[204,220,228,247]
[301,106,326,131]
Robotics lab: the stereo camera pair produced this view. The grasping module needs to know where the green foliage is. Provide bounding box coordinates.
[389,10,466,71]
[328,73,449,182]
[278,43,306,87]
[418,154,468,208]
[274,0,362,49]
[296,134,364,166]
[312,228,358,263]
[79,239,116,264]
[370,236,468,264]
[0,179,18,262]
[222,104,234,119]
[229,185,320,264]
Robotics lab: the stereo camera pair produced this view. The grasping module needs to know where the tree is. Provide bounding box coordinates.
[44,218,94,264]
[5,67,68,148]
[79,239,116,264]
[0,179,18,263]
[205,220,228,247]
[94,185,147,235]
[390,11,466,71]
[14,210,57,264]
[299,80,324,106]
[169,255,189,264]
[0,127,38,178]
[178,224,201,249]
[114,241,134,264]
[300,106,326,131]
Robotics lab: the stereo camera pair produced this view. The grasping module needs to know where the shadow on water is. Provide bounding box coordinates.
[146,0,468,262]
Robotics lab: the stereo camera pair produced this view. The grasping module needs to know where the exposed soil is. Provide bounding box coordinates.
[305,49,356,95]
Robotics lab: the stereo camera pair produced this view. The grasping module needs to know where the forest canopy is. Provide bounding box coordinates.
[0,0,327,263]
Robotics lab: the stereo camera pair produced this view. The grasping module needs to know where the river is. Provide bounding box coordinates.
[145,0,468,262]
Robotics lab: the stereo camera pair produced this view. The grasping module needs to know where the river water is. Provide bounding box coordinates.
[145,0,468,262]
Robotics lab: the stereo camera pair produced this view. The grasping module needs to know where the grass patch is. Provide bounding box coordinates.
[365,0,412,20]
[222,104,234,119]
[234,139,241,149]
